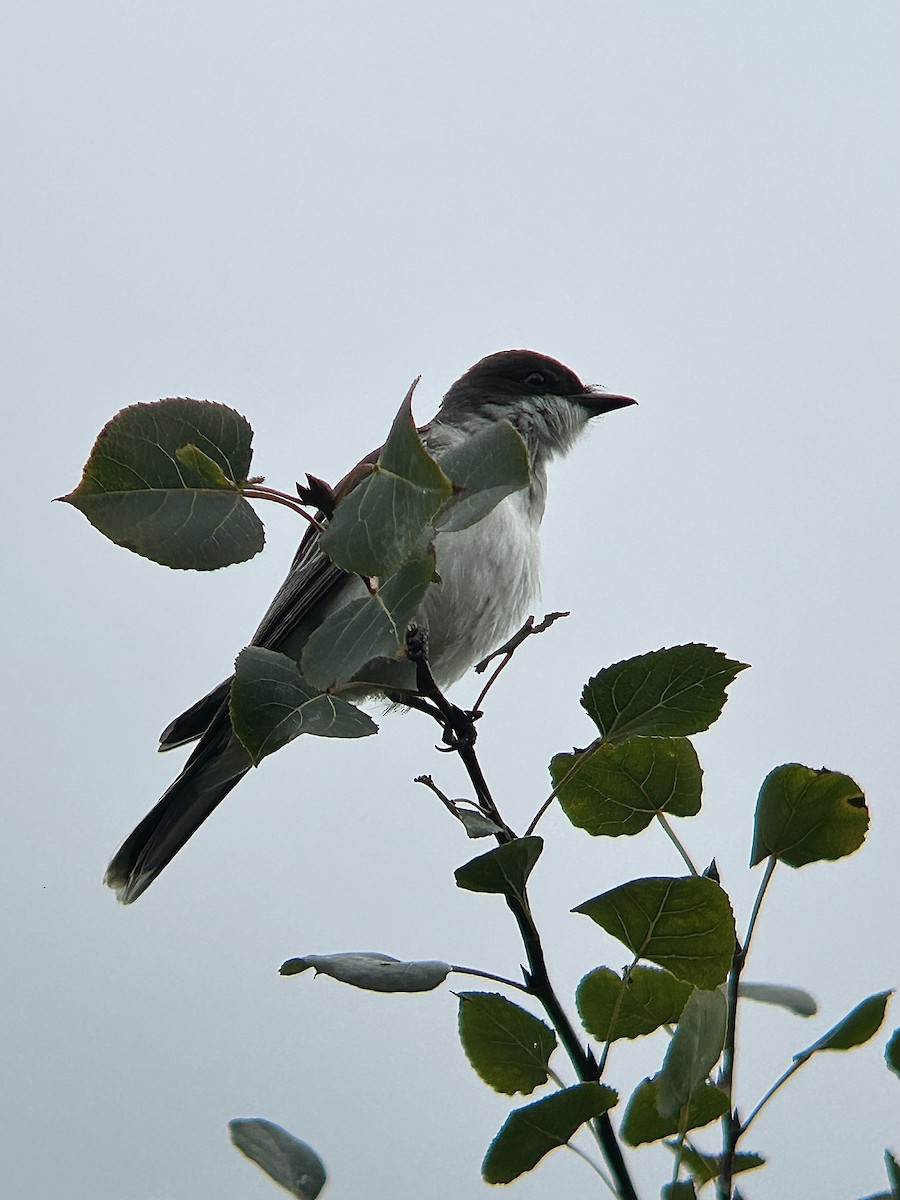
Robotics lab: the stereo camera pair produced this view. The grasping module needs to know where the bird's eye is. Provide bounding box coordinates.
[523,372,545,388]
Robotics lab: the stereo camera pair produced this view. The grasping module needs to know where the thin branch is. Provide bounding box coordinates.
[404,629,639,1200]
[717,857,777,1199]
[471,612,569,711]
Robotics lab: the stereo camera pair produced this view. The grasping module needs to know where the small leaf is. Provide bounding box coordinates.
[656,988,728,1119]
[886,1150,900,1191]
[229,1118,326,1200]
[59,398,264,569]
[453,807,504,838]
[886,1028,900,1079]
[435,419,531,532]
[576,965,692,1042]
[455,837,543,900]
[738,982,817,1017]
[552,736,702,837]
[581,644,748,741]
[175,442,235,487]
[279,952,450,993]
[750,763,869,867]
[320,386,452,577]
[231,647,377,764]
[575,876,736,989]
[482,1083,617,1184]
[301,552,435,689]
[458,992,557,1095]
[665,1142,765,1187]
[621,1078,728,1146]
[797,990,893,1058]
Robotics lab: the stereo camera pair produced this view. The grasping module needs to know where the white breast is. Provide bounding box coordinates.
[423,487,543,687]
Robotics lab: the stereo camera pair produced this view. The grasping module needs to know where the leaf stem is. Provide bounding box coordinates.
[447,964,530,993]
[241,484,324,528]
[655,813,699,875]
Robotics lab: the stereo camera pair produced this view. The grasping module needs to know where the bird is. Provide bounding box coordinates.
[104,349,635,902]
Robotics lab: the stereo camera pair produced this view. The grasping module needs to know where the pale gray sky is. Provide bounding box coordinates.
[4,3,898,1198]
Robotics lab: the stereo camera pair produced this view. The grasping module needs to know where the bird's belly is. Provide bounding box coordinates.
[423,490,541,687]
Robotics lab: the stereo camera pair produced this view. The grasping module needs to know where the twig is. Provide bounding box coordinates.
[718,857,777,1198]
[471,612,569,710]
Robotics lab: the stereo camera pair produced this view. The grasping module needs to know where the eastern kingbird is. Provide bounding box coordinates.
[105,349,635,902]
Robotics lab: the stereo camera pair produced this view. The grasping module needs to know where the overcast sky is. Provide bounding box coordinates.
[4,3,898,1198]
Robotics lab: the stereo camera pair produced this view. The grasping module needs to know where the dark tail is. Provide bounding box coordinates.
[104,713,251,904]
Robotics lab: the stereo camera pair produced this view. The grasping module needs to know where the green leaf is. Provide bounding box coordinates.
[662,1183,697,1200]
[435,419,531,532]
[455,837,543,900]
[621,1078,728,1146]
[279,952,450,993]
[575,876,736,989]
[458,992,557,1095]
[229,1118,326,1199]
[174,442,235,487]
[319,387,452,577]
[482,1083,617,1184]
[301,552,435,689]
[750,763,869,867]
[886,1028,900,1079]
[576,965,692,1042]
[656,988,728,1119]
[230,648,377,763]
[581,644,748,742]
[552,736,702,837]
[59,398,264,569]
[797,991,893,1058]
[665,1142,765,1187]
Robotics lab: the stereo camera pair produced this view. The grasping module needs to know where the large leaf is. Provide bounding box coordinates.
[750,763,868,867]
[279,953,450,993]
[455,837,543,901]
[655,988,728,1119]
[621,1078,728,1146]
[581,645,748,742]
[301,552,435,689]
[576,965,693,1043]
[59,398,264,569]
[435,419,531,532]
[230,647,377,763]
[229,1118,326,1200]
[319,387,452,577]
[574,876,735,989]
[482,1083,617,1184]
[552,736,702,837]
[458,992,557,1095]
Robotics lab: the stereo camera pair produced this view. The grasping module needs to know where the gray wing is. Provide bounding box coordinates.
[159,521,351,749]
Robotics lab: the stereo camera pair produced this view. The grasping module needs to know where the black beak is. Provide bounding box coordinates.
[576,391,637,416]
